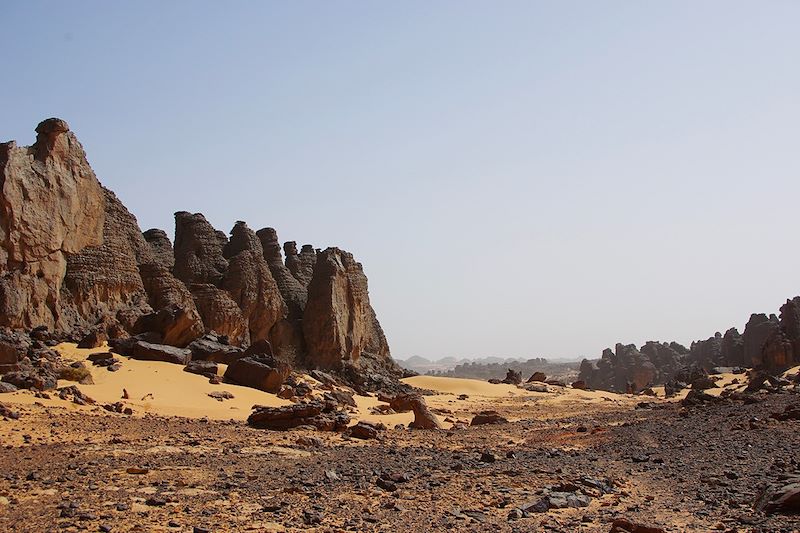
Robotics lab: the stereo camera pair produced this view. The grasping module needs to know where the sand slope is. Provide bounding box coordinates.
[4,343,292,420]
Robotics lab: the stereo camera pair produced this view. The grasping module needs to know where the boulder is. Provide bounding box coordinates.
[501,369,522,385]
[130,341,192,365]
[347,420,385,440]
[184,360,219,378]
[1,365,58,391]
[470,410,508,426]
[0,382,18,393]
[223,355,289,393]
[247,401,350,431]
[527,372,547,383]
[187,333,243,363]
[0,331,29,374]
[77,329,107,349]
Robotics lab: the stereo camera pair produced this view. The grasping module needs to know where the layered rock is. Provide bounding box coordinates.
[258,228,308,365]
[285,242,316,286]
[303,248,392,371]
[0,119,398,391]
[221,222,286,343]
[0,119,104,330]
[142,229,175,271]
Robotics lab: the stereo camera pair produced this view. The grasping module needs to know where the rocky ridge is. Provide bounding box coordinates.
[579,299,800,392]
[0,119,400,389]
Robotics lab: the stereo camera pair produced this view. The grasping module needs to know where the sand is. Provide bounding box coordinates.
[3,343,292,420]
[6,345,772,426]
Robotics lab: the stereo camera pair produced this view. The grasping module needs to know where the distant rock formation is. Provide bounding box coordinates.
[0,119,399,389]
[579,302,800,392]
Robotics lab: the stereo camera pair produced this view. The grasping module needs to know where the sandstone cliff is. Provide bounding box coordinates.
[0,119,398,383]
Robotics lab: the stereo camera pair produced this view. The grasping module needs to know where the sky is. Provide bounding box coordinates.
[2,2,800,361]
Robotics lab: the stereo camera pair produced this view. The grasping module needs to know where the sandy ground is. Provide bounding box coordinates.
[2,345,638,428]
[2,343,294,420]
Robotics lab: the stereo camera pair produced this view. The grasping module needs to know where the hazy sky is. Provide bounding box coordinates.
[3,2,800,360]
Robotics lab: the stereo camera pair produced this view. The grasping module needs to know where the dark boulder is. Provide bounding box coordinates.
[129,341,192,365]
[184,360,219,378]
[187,333,243,363]
[223,355,290,393]
[247,401,350,431]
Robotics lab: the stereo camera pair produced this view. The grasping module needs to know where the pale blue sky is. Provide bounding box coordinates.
[3,2,800,360]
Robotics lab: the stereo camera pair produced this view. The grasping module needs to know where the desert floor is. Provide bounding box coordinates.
[0,346,798,532]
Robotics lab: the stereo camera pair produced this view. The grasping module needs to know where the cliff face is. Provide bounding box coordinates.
[0,119,397,378]
[0,118,104,330]
[303,248,390,370]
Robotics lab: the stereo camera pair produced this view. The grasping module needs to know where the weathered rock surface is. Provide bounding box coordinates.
[284,242,316,287]
[129,341,192,365]
[247,401,350,431]
[0,119,104,330]
[0,120,399,392]
[223,354,290,393]
[221,222,285,343]
[303,248,391,371]
[142,229,175,271]
[384,393,442,429]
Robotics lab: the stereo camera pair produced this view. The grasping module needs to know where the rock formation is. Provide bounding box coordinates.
[303,248,390,370]
[0,119,398,392]
[579,343,658,393]
[0,118,104,330]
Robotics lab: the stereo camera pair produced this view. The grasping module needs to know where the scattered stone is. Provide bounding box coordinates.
[609,518,667,533]
[207,391,234,401]
[184,360,218,378]
[347,421,385,440]
[0,402,20,420]
[470,410,508,426]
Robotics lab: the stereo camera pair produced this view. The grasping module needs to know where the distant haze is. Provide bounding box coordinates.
[3,2,799,361]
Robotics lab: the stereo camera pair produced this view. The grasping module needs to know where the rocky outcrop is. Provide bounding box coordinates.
[142,229,174,271]
[303,248,391,371]
[258,228,307,316]
[579,343,657,393]
[285,242,316,286]
[743,314,780,367]
[65,188,203,346]
[247,401,350,431]
[221,222,286,344]
[188,283,250,346]
[0,119,398,392]
[173,212,228,285]
[0,119,104,330]
[62,188,152,331]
